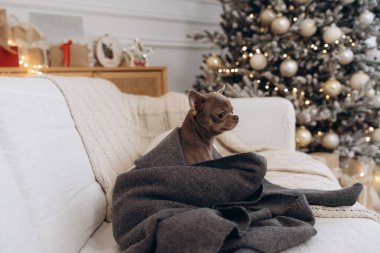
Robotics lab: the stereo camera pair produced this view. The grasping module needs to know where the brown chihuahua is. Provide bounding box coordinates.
[180,88,239,165]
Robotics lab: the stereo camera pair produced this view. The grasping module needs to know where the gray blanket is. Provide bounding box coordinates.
[112,128,362,253]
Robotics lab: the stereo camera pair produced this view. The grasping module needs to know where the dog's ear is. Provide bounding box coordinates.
[188,89,206,115]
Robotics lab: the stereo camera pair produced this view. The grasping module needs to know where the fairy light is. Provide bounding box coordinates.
[218,69,222,73]
[335,40,340,44]
[255,49,261,54]
[326,95,330,100]
[264,52,268,57]
[249,73,254,78]
[249,53,254,57]
[369,127,374,132]
[283,53,288,58]
[317,131,323,136]
[293,17,298,22]
[365,136,371,142]
[235,68,238,72]
[242,54,248,59]
[305,100,311,105]
[289,5,295,10]
[265,85,270,89]
[274,87,279,91]
[351,43,356,47]
[284,88,289,93]
[360,172,365,177]
[324,44,329,48]
[293,88,298,92]
[322,49,327,54]
[256,80,261,84]
[242,46,247,51]
[319,88,324,92]
[347,93,352,97]
[249,14,254,19]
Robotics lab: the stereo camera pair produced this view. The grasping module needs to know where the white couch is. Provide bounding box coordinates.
[0,76,379,253]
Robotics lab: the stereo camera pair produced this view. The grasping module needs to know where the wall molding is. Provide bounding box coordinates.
[2,0,220,26]
[117,35,213,50]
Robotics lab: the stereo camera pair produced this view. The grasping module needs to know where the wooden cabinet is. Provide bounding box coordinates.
[0,66,168,97]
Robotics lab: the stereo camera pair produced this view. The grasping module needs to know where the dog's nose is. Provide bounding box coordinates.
[233,115,239,121]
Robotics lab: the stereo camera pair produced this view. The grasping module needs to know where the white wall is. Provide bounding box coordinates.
[0,0,222,92]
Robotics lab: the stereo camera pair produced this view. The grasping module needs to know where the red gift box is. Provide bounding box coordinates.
[0,46,19,67]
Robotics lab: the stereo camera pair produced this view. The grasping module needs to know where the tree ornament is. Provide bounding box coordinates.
[296,126,312,148]
[321,131,340,149]
[207,54,223,70]
[322,77,342,97]
[249,53,267,70]
[366,89,375,97]
[370,95,380,109]
[280,59,298,77]
[323,24,343,44]
[259,8,276,26]
[299,19,317,37]
[350,71,369,90]
[338,48,354,65]
[341,0,355,4]
[359,10,375,26]
[294,0,307,4]
[271,16,290,35]
[372,128,380,144]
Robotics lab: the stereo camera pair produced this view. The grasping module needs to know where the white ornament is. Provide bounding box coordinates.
[372,128,380,143]
[370,95,380,109]
[322,77,342,97]
[323,24,343,44]
[280,59,298,77]
[350,71,370,90]
[250,53,267,70]
[366,49,380,63]
[338,48,354,65]
[321,131,340,149]
[296,126,312,148]
[260,8,276,25]
[359,10,375,26]
[341,0,355,4]
[365,36,377,48]
[271,16,290,35]
[299,19,317,37]
[366,88,375,97]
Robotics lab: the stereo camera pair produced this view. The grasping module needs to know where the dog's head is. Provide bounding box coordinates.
[188,89,239,136]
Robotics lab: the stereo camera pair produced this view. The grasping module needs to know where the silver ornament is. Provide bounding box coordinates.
[359,10,375,26]
[260,8,276,25]
[370,95,380,109]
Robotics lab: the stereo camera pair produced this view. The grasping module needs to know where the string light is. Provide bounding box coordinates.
[322,49,327,54]
[347,93,352,97]
[293,17,298,22]
[369,127,374,132]
[284,88,289,93]
[249,53,254,57]
[326,95,330,100]
[305,100,311,105]
[324,44,329,48]
[242,54,248,59]
[255,49,261,53]
[317,131,323,136]
[335,40,340,44]
[274,87,279,91]
[265,85,270,89]
[242,46,247,51]
[249,14,254,19]
[283,53,288,58]
[365,136,371,142]
[264,52,268,57]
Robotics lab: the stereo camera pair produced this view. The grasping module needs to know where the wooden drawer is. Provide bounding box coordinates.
[94,71,165,97]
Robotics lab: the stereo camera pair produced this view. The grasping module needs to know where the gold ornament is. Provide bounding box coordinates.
[294,0,307,4]
[321,131,340,149]
[249,53,267,70]
[322,77,342,97]
[207,54,223,70]
[350,71,369,90]
[372,128,380,143]
[271,16,290,35]
[280,59,298,77]
[296,126,312,148]
[259,8,276,26]
[323,24,343,44]
[299,19,317,37]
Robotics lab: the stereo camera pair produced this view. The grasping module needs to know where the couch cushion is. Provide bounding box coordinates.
[0,77,106,253]
[0,150,44,252]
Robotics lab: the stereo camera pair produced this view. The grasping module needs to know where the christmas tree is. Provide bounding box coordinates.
[189,0,380,163]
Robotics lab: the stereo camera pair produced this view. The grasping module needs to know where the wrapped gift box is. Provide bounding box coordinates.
[0,46,19,67]
[27,47,46,66]
[49,43,89,67]
[0,9,9,45]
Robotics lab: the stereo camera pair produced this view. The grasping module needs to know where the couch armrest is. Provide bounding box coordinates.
[230,97,295,151]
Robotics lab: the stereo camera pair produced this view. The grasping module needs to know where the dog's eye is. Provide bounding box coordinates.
[218,112,226,119]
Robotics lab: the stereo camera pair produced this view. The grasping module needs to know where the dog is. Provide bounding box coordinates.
[180,87,239,165]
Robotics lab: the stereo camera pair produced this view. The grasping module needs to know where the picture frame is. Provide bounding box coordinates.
[95,35,122,67]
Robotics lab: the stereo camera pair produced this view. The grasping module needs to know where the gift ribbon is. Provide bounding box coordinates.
[60,40,72,67]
